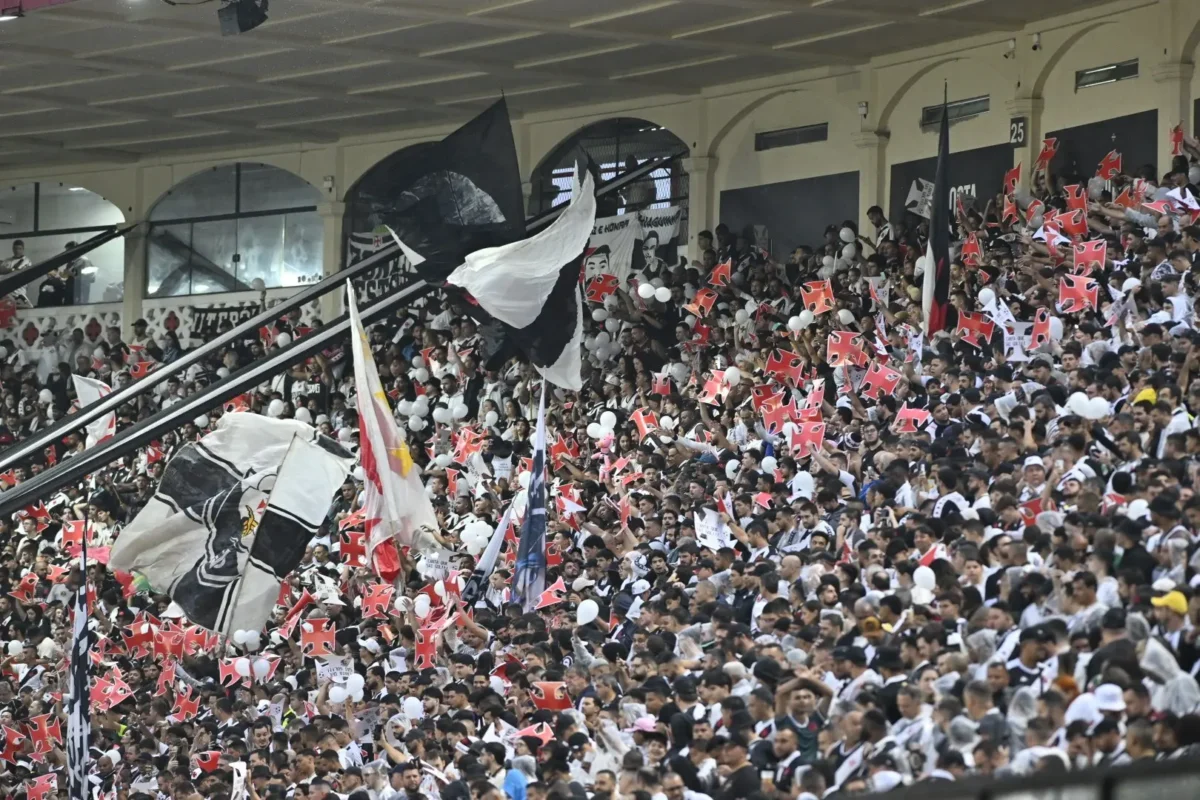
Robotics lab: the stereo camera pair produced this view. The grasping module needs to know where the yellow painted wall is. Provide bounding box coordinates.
[3,0,1200,238]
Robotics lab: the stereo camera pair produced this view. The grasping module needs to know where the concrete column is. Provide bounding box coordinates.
[1152,60,1195,174]
[317,201,345,324]
[682,155,716,260]
[121,223,148,338]
[1005,96,1045,191]
[852,131,890,230]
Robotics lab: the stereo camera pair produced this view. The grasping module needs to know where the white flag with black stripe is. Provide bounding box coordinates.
[66,539,90,799]
[109,414,352,633]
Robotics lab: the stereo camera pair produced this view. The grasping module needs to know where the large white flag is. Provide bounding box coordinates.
[347,283,440,579]
[109,414,351,633]
[71,374,115,448]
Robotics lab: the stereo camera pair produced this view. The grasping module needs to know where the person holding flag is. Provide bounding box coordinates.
[513,384,548,611]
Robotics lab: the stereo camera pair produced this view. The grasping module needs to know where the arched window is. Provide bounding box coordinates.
[0,182,125,304]
[529,118,689,229]
[147,163,322,298]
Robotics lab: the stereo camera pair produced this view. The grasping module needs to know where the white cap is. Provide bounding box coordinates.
[631,579,651,595]
[1023,456,1045,468]
[1094,683,1126,712]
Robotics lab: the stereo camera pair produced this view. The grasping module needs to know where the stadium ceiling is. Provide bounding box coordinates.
[0,0,1095,167]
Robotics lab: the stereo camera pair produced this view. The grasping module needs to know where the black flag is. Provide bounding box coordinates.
[364,99,526,284]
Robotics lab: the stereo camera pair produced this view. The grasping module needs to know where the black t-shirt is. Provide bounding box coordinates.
[37,277,66,307]
[715,763,760,800]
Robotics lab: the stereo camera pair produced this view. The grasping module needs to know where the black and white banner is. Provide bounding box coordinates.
[108,415,351,633]
[583,205,682,285]
[346,231,423,304]
[636,205,682,278]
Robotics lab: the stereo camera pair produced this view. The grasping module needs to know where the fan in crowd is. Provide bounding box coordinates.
[6,130,1200,800]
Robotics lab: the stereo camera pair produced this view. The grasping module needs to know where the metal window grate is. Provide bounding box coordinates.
[754,123,829,152]
[920,95,990,130]
[1075,59,1139,90]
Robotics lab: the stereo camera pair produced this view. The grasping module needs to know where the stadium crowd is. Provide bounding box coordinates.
[4,132,1200,800]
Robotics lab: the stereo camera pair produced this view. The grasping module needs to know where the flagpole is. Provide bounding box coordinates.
[67,505,91,800]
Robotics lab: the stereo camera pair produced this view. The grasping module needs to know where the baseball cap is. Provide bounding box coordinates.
[1152,591,1188,616]
[1023,456,1045,468]
[832,646,867,666]
[1094,683,1126,713]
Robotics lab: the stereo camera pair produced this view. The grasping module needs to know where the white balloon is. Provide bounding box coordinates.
[584,335,597,351]
[435,453,453,468]
[413,396,430,414]
[600,411,617,429]
[412,356,425,369]
[351,689,364,702]
[1066,392,1090,416]
[684,315,696,326]
[413,594,431,618]
[654,286,672,303]
[761,456,778,473]
[1085,397,1111,420]
[842,243,856,260]
[577,599,600,625]
[735,309,749,324]
[245,631,261,652]
[822,255,834,268]
[660,415,674,431]
[432,407,451,424]
[651,278,665,289]
[915,255,930,275]
[837,309,855,326]
[414,367,430,382]
[329,686,347,704]
[234,657,252,678]
[452,404,469,420]
[839,227,856,244]
[396,400,413,416]
[787,316,802,333]
[485,410,499,426]
[408,416,426,432]
[595,331,611,346]
[605,318,620,333]
[724,366,741,386]
[593,309,609,322]
[252,658,271,680]
[215,368,230,380]
[978,287,996,308]
[671,362,690,383]
[347,673,366,693]
[267,399,285,418]
[587,422,604,439]
[519,472,531,489]
[233,630,249,645]
[914,566,936,591]
[638,283,656,299]
[275,332,292,347]
[1049,316,1064,342]
[434,580,446,598]
[725,459,740,478]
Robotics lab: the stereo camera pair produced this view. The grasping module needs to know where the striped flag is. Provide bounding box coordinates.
[66,536,90,799]
[513,384,548,611]
[922,85,952,335]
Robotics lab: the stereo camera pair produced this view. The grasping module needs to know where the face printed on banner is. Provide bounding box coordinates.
[584,247,611,277]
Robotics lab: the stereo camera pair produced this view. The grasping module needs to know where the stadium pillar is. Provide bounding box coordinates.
[853,131,889,232]
[122,223,147,340]
[318,202,345,324]
[1005,96,1044,193]
[682,155,715,260]
[1153,60,1195,175]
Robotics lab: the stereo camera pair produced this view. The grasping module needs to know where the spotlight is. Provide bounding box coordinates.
[218,0,267,36]
[1031,33,1041,52]
[1003,39,1016,59]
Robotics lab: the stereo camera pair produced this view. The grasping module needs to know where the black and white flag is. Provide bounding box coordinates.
[109,415,351,633]
[66,537,90,800]
[395,171,595,391]
[460,503,515,607]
